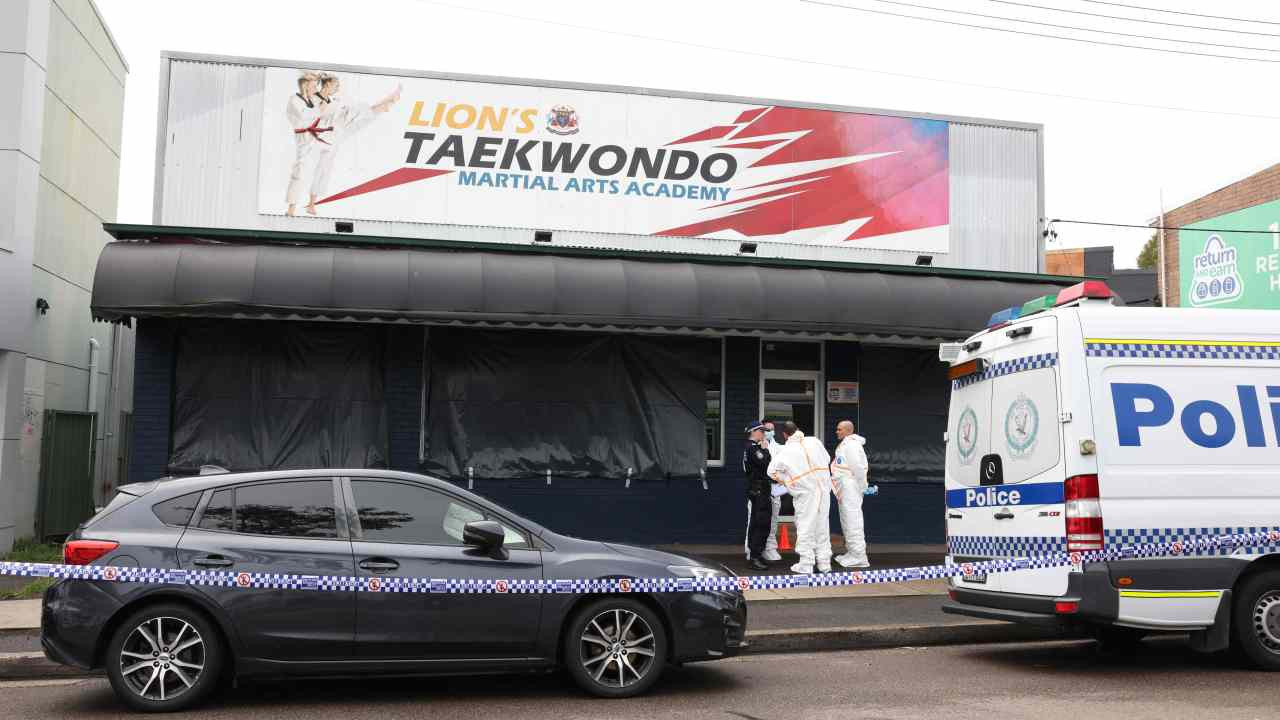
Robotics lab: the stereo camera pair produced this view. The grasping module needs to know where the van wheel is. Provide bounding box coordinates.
[105,603,225,712]
[1234,570,1280,671]
[563,598,667,698]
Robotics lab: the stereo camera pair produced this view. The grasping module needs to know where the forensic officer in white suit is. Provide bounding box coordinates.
[831,420,870,568]
[767,421,833,574]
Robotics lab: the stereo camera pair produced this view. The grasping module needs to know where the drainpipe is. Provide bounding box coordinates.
[87,338,101,414]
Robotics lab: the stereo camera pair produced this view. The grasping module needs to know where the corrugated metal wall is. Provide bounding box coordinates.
[157,57,1043,274]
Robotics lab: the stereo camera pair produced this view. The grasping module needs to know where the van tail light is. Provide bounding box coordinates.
[1064,474,1103,552]
[63,540,118,566]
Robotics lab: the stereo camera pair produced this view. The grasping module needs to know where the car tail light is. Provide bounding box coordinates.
[63,540,118,566]
[1064,474,1103,552]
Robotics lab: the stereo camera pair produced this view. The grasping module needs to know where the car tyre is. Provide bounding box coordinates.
[1233,569,1280,671]
[563,597,667,698]
[105,603,225,712]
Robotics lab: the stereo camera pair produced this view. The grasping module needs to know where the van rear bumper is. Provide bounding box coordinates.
[942,566,1118,627]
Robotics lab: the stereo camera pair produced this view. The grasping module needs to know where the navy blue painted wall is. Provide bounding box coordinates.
[128,321,944,545]
[129,319,175,485]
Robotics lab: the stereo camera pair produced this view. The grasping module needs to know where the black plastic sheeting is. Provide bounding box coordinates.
[170,321,388,474]
[859,346,948,484]
[421,329,716,482]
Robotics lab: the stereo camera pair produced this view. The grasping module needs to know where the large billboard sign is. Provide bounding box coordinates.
[1179,199,1280,309]
[258,66,950,252]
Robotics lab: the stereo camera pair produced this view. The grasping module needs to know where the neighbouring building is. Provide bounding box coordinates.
[1157,162,1280,310]
[0,0,133,552]
[1045,245,1159,306]
[89,52,1080,546]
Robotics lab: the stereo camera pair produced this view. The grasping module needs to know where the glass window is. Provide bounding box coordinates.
[762,341,820,371]
[352,480,528,547]
[153,492,201,527]
[234,481,338,539]
[706,344,723,463]
[198,489,235,532]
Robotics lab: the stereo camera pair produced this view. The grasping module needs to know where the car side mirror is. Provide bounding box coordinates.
[463,520,507,559]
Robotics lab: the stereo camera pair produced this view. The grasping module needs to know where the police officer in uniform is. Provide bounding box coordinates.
[743,421,775,571]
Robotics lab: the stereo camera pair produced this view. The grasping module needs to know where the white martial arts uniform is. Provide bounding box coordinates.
[286,92,331,206]
[310,96,378,200]
[766,431,833,574]
[831,433,870,568]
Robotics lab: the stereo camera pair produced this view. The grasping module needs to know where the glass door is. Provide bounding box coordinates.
[760,372,821,436]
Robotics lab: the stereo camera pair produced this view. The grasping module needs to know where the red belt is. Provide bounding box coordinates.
[294,118,333,144]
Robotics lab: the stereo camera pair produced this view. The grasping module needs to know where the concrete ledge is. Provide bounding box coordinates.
[742,621,1075,655]
[0,652,98,680]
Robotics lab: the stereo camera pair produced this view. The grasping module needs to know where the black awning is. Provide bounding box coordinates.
[91,240,1077,339]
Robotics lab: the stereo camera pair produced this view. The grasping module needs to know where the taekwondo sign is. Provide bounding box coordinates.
[258,66,951,252]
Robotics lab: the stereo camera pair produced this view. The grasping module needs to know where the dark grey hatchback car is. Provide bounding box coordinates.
[42,469,746,712]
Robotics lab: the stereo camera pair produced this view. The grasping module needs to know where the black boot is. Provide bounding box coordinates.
[749,557,769,571]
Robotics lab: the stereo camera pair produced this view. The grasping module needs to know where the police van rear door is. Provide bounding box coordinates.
[947,313,1069,596]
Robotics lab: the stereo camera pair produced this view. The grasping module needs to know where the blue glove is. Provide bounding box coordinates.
[863,485,879,497]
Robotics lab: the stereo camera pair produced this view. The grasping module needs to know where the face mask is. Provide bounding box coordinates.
[764,430,775,442]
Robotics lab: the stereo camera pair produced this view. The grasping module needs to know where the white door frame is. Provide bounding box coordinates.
[758,369,825,438]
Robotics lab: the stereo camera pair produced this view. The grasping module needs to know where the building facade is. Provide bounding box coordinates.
[92,53,1074,546]
[1158,162,1280,310]
[1045,245,1158,306]
[0,0,133,552]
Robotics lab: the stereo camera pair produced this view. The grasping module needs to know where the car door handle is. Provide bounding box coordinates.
[359,557,400,573]
[993,510,1015,520]
[193,555,233,568]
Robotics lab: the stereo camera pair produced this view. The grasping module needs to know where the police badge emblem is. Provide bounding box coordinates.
[1004,393,1039,458]
[546,105,579,135]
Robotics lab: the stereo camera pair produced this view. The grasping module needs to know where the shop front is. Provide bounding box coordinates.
[91,225,1077,545]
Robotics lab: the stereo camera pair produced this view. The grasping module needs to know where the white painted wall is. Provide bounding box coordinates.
[0,0,129,552]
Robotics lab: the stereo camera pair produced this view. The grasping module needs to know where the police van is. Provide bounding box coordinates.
[939,280,1280,669]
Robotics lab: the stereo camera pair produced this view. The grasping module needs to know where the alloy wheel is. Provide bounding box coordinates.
[1253,591,1280,654]
[578,608,657,688]
[117,616,206,702]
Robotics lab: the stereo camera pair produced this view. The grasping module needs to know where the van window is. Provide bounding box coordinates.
[990,366,1061,483]
[946,376,992,487]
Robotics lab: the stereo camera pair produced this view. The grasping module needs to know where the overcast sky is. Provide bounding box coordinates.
[95,0,1280,268]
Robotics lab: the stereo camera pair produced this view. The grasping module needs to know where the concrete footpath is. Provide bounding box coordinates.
[0,547,1071,679]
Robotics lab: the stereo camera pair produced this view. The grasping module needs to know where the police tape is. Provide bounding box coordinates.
[3,530,1278,595]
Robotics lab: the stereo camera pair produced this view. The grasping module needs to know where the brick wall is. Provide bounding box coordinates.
[1045,249,1084,276]
[1161,162,1280,307]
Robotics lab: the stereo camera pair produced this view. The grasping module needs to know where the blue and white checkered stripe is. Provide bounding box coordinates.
[8,530,1276,594]
[948,535,1067,558]
[952,353,1057,390]
[1085,341,1280,361]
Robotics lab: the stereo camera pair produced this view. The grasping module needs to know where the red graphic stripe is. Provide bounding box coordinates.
[316,167,452,206]
[667,125,738,145]
[734,107,769,124]
[717,138,787,150]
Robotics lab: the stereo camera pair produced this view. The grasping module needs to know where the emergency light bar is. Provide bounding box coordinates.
[947,358,987,381]
[1055,280,1113,306]
[1020,293,1056,318]
[986,306,1021,328]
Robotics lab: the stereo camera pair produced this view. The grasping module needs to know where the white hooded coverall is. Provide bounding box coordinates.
[832,433,869,567]
[767,430,833,572]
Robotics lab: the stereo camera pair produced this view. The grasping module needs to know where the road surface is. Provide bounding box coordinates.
[3,638,1273,719]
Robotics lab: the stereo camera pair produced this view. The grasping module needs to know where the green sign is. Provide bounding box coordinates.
[1180,199,1280,309]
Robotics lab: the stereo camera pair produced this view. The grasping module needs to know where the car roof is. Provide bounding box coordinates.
[132,469,549,536]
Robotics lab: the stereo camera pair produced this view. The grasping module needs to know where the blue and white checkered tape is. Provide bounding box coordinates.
[1085,341,1280,361]
[952,352,1057,389]
[6,530,1276,595]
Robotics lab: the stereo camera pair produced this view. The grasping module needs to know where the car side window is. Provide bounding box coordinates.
[351,480,529,548]
[153,491,202,527]
[195,481,338,539]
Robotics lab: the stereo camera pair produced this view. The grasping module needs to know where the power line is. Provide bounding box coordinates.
[989,0,1280,38]
[1081,0,1280,28]
[802,0,1280,62]
[1050,218,1279,234]
[856,0,1280,53]
[412,0,1280,121]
